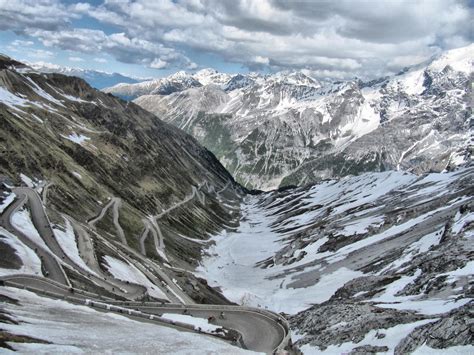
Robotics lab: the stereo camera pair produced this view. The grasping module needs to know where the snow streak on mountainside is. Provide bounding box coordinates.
[132,44,473,190]
[197,167,474,353]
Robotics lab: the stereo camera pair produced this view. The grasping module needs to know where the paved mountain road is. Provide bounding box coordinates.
[0,183,292,353]
[1,275,290,354]
[0,192,69,285]
[2,188,148,300]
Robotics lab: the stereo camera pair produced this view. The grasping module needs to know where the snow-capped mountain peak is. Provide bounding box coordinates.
[193,68,232,86]
[134,44,473,190]
[427,43,473,73]
[25,61,146,89]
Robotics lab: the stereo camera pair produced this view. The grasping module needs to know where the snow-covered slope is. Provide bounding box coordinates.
[197,166,474,353]
[135,44,473,190]
[0,287,255,354]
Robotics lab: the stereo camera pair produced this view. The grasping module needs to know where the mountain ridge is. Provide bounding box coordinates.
[130,44,473,190]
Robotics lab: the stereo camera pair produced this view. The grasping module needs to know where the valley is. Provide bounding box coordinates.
[0,48,472,355]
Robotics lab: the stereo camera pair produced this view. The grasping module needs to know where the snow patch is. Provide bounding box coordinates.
[0,192,15,214]
[53,217,96,275]
[0,227,42,276]
[104,255,168,300]
[61,132,90,145]
[20,173,35,188]
[11,208,49,251]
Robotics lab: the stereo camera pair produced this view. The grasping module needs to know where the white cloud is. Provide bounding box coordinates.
[150,58,168,69]
[69,56,84,62]
[186,61,198,69]
[28,49,54,59]
[94,57,108,63]
[0,0,471,79]
[253,56,269,65]
[0,0,76,32]
[11,40,34,46]
[28,28,193,69]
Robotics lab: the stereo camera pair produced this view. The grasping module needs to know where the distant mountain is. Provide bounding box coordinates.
[134,44,473,190]
[102,68,235,100]
[27,61,145,89]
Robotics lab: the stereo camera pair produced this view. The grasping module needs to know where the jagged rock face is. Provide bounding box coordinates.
[133,45,473,190]
[0,57,240,267]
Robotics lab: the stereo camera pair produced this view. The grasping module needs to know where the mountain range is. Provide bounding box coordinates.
[0,50,473,354]
[27,61,146,89]
[104,44,473,190]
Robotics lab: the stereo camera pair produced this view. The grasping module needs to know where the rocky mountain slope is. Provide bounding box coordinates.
[28,61,144,89]
[0,53,241,274]
[133,44,473,190]
[197,166,474,353]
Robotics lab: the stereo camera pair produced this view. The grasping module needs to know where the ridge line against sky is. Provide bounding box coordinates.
[0,0,472,80]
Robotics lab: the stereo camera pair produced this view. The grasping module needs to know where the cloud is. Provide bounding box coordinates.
[27,28,193,69]
[28,49,55,59]
[150,58,168,69]
[69,56,84,62]
[11,40,34,46]
[0,0,471,79]
[0,0,75,33]
[94,57,108,63]
[77,0,470,78]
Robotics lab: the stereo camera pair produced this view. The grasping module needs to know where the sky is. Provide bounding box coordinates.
[0,0,472,80]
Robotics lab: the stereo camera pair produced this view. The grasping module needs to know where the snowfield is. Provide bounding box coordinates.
[104,255,168,300]
[197,167,473,319]
[196,199,365,313]
[0,287,258,354]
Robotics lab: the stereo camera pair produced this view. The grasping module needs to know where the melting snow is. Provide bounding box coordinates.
[61,132,90,145]
[301,319,437,354]
[0,191,15,214]
[20,173,35,188]
[25,76,65,107]
[0,287,254,354]
[0,87,30,110]
[11,208,49,251]
[53,217,96,275]
[104,255,168,300]
[0,227,42,277]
